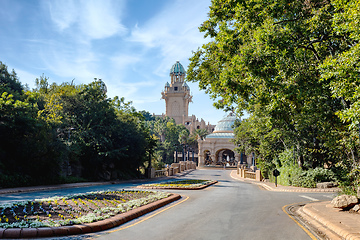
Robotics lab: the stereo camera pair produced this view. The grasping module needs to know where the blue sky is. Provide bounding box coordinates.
[0,0,229,124]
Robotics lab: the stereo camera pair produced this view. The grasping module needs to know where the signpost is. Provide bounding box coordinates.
[273,169,280,187]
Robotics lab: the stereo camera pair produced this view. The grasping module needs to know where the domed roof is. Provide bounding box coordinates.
[170,61,186,76]
[214,112,237,133]
[205,112,238,139]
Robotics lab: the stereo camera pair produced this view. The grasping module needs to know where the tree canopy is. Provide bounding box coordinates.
[188,0,360,188]
[0,62,157,187]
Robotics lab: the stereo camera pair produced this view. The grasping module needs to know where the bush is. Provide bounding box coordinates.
[272,149,337,188]
[273,149,301,186]
[292,167,337,188]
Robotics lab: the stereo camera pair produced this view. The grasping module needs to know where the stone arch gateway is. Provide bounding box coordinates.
[198,112,253,167]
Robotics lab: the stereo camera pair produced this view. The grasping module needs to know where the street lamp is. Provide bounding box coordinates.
[173,144,179,163]
[181,144,186,162]
[187,147,190,161]
[192,148,194,162]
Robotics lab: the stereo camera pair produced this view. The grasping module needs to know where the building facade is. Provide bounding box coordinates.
[198,112,253,167]
[161,61,215,134]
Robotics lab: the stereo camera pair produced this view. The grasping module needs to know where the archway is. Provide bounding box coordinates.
[215,149,236,166]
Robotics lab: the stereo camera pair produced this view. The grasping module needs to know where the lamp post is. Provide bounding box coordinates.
[173,144,179,163]
[187,147,190,161]
[181,144,186,162]
[252,152,255,166]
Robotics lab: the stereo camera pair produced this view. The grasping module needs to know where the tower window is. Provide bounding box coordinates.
[174,87,178,91]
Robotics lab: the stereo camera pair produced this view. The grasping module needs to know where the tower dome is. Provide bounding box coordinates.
[170,61,186,76]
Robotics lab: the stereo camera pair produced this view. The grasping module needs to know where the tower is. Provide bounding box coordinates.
[161,61,192,125]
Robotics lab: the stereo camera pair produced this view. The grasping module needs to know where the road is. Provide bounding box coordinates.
[0,169,336,240]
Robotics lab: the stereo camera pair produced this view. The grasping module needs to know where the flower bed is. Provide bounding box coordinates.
[0,190,170,229]
[138,179,217,189]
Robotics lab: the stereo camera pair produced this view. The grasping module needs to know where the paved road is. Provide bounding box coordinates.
[0,169,336,240]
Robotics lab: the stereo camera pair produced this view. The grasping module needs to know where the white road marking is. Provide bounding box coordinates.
[322,195,334,199]
[299,195,319,201]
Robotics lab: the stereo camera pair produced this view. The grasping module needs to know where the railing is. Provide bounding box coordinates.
[244,171,256,179]
[173,167,179,174]
[155,169,167,178]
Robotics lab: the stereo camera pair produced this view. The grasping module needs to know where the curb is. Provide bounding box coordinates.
[136,180,218,190]
[230,170,340,193]
[0,169,196,196]
[302,201,360,240]
[0,193,181,239]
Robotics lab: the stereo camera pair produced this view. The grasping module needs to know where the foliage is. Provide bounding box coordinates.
[188,0,360,187]
[273,149,337,188]
[0,61,157,187]
[143,115,189,165]
[291,168,337,188]
[0,64,63,187]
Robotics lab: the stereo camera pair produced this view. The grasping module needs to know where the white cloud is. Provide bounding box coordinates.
[46,0,127,40]
[80,0,127,39]
[37,42,98,84]
[105,78,157,102]
[128,0,211,76]
[110,54,142,72]
[46,0,78,31]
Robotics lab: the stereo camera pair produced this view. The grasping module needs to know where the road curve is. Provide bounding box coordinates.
[93,169,326,240]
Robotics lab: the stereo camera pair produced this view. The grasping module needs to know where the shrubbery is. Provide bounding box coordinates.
[291,168,337,188]
[273,149,338,188]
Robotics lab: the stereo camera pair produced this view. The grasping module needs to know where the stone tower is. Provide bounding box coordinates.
[161,61,192,125]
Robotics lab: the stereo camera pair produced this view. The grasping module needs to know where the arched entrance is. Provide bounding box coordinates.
[216,149,236,166]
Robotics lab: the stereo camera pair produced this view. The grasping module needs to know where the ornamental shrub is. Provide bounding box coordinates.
[273,149,337,188]
[274,149,302,186]
[291,167,337,188]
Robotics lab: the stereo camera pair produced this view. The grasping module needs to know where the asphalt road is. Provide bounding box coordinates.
[0,169,336,240]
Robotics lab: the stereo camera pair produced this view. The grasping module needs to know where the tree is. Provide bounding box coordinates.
[0,61,23,98]
[187,0,352,178]
[0,64,63,187]
[320,0,360,160]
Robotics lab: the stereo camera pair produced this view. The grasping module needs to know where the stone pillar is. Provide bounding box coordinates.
[171,163,180,174]
[198,153,204,167]
[256,169,262,181]
[180,161,185,171]
[146,168,155,178]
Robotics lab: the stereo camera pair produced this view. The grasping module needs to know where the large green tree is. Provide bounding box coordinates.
[0,62,63,187]
[188,0,354,176]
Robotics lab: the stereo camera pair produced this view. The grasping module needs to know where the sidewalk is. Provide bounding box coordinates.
[231,170,360,240]
[230,170,339,192]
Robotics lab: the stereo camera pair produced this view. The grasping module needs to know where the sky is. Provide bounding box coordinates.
[0,0,230,125]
